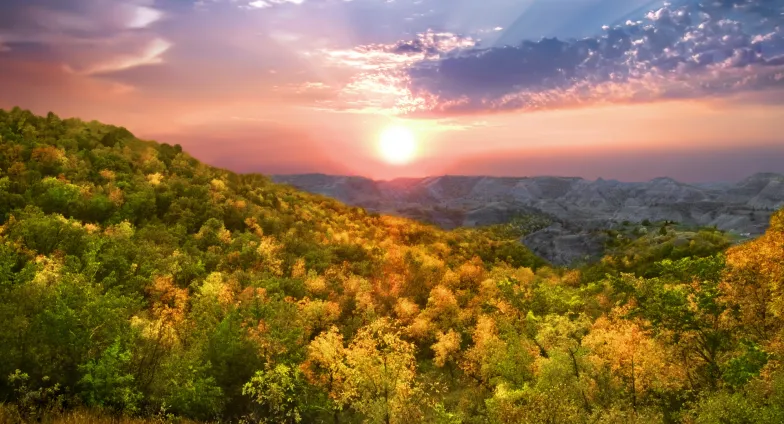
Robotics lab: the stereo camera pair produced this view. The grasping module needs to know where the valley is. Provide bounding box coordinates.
[274,173,784,264]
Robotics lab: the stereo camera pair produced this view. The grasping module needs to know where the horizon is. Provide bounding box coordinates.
[2,0,784,181]
[3,2,784,419]
[271,170,783,185]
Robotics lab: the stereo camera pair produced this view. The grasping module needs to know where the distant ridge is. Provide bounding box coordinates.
[275,172,780,186]
[272,172,784,231]
[273,172,784,264]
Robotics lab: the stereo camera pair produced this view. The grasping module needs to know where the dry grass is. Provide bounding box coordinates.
[0,404,204,424]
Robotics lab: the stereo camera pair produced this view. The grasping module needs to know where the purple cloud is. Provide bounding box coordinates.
[0,0,170,76]
[325,0,784,115]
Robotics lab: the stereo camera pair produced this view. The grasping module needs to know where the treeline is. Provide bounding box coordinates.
[0,107,782,423]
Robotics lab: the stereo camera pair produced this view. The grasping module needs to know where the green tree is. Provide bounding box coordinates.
[78,340,143,416]
[243,364,307,424]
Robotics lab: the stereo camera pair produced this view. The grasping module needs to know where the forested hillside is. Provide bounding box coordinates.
[1,107,783,424]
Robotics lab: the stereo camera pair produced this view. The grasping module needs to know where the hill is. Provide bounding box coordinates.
[1,107,783,423]
[272,173,784,264]
[271,173,784,233]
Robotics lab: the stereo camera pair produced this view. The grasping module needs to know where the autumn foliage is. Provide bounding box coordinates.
[1,107,783,423]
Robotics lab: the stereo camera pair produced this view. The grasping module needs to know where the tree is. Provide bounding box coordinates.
[4,107,783,423]
[584,315,686,412]
[721,211,784,345]
[244,364,307,424]
[78,340,143,416]
[616,256,733,390]
[304,320,427,424]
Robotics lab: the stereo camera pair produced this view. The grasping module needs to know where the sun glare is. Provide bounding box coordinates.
[378,125,417,165]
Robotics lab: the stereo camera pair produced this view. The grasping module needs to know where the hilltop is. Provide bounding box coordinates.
[1,107,783,424]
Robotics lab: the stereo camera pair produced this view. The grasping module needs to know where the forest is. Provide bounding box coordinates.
[0,106,782,423]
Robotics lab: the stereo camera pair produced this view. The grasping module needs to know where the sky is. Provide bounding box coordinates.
[1,0,784,182]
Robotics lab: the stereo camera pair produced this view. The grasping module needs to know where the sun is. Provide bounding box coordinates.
[378,125,417,165]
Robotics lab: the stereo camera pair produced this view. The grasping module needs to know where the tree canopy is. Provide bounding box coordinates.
[1,107,783,423]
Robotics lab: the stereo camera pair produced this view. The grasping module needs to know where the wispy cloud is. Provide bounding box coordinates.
[244,0,305,10]
[315,30,477,114]
[0,0,170,79]
[63,37,172,76]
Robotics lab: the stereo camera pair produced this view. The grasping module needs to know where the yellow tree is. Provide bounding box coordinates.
[531,313,593,412]
[302,326,347,399]
[423,285,461,331]
[584,314,686,413]
[432,329,462,368]
[722,210,784,347]
[461,315,507,387]
[130,275,190,391]
[342,319,425,424]
[297,298,342,340]
[304,320,426,424]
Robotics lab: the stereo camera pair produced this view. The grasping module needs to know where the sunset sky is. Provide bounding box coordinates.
[1,0,783,182]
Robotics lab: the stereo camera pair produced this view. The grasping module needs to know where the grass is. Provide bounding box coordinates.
[0,404,204,424]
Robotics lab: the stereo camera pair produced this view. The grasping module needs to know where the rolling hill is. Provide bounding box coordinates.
[1,107,783,424]
[273,173,784,264]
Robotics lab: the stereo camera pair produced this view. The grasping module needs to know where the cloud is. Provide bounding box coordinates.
[244,0,305,9]
[63,37,172,76]
[0,0,169,77]
[80,5,324,106]
[315,30,477,114]
[323,0,784,115]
